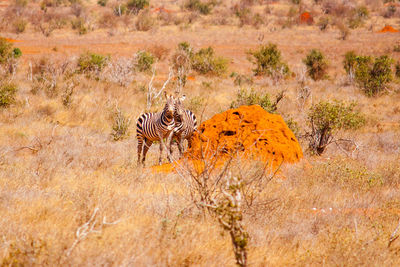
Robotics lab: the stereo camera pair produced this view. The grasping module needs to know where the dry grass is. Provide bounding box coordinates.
[1,0,400,265]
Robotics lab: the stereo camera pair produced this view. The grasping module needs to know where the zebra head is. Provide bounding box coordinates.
[174,95,186,124]
[163,91,176,121]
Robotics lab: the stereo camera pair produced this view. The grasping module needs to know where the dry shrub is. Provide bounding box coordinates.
[157,10,181,26]
[0,82,18,108]
[321,0,353,18]
[30,56,73,97]
[135,9,156,31]
[232,3,264,28]
[182,12,199,25]
[0,1,30,32]
[110,105,131,141]
[148,45,170,61]
[103,57,135,87]
[381,4,400,18]
[209,7,232,25]
[335,20,350,40]
[98,10,118,28]
[29,8,71,36]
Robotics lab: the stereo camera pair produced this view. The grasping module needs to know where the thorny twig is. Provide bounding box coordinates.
[388,218,400,248]
[14,125,59,153]
[65,207,121,257]
[147,66,173,110]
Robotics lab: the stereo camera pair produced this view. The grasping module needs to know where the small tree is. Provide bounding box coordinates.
[247,43,290,78]
[171,42,193,89]
[306,100,365,155]
[176,155,275,267]
[354,55,393,96]
[303,49,328,80]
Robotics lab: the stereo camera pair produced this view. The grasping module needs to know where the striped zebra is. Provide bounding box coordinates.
[169,95,198,157]
[136,92,176,166]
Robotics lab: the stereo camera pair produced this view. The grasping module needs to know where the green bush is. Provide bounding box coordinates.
[0,83,18,108]
[307,100,365,155]
[185,0,213,15]
[135,51,155,72]
[303,49,328,80]
[12,48,22,59]
[247,43,289,77]
[191,47,228,76]
[77,52,109,73]
[230,89,275,113]
[127,0,149,14]
[353,55,393,96]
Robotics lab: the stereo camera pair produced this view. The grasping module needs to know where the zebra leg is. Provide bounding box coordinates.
[167,132,175,156]
[142,138,153,167]
[159,137,172,164]
[177,136,184,158]
[159,141,163,165]
[137,136,144,165]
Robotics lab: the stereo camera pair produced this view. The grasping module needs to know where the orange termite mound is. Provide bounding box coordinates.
[379,25,399,33]
[188,105,303,165]
[299,12,313,25]
[153,105,303,173]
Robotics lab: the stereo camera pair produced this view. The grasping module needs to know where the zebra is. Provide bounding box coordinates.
[169,95,198,157]
[136,92,176,166]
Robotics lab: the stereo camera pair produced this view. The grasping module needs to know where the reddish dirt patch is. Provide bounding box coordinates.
[0,37,21,43]
[153,105,303,173]
[379,25,399,33]
[299,12,313,25]
[153,7,174,13]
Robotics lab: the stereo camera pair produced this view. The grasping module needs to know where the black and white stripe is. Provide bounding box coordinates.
[137,93,176,166]
[170,96,198,156]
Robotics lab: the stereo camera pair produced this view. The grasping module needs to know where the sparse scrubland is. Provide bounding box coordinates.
[1,0,400,266]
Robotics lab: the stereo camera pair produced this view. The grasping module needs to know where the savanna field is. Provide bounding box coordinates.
[1,0,400,266]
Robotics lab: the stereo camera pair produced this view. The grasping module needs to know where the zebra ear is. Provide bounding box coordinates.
[180,95,186,102]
